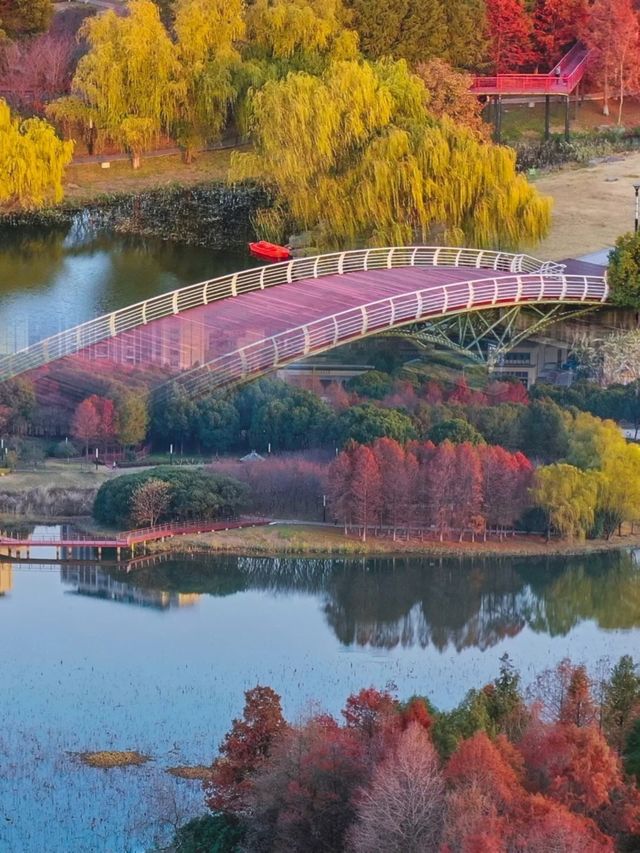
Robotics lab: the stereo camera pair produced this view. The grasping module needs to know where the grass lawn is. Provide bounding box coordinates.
[63,147,241,205]
[495,97,640,143]
[0,461,151,493]
[151,522,640,558]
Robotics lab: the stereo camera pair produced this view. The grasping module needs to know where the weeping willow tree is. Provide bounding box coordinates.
[50,0,181,167]
[0,99,74,209]
[172,0,245,160]
[232,59,551,249]
[243,0,358,74]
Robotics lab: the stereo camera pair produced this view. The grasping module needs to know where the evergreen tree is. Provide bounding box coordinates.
[607,232,640,309]
[604,656,640,752]
[444,0,490,70]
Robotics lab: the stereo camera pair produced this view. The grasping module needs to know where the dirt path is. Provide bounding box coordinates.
[530,152,640,260]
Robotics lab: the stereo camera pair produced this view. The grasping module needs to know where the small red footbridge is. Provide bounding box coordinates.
[0,517,270,556]
[470,43,590,96]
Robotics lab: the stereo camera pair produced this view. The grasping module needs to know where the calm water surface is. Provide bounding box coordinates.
[1,531,640,851]
[0,225,251,354]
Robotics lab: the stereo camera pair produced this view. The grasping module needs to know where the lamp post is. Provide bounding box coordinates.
[634,183,640,233]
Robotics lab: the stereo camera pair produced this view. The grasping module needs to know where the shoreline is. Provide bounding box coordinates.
[142,522,640,560]
[3,517,640,560]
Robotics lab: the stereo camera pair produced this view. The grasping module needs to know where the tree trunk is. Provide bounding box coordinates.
[618,65,624,126]
[131,153,141,169]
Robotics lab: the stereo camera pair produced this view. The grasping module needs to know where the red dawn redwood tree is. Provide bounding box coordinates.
[581,0,640,120]
[350,444,382,541]
[531,0,586,69]
[371,438,410,538]
[520,720,623,814]
[71,397,100,458]
[450,442,485,540]
[206,685,286,815]
[426,441,457,539]
[480,445,533,536]
[485,0,534,72]
[246,715,368,853]
[328,448,354,533]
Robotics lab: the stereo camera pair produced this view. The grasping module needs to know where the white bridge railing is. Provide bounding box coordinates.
[0,246,567,381]
[173,272,609,396]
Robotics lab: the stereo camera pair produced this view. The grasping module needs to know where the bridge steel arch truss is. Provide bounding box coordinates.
[168,272,607,399]
[395,301,601,366]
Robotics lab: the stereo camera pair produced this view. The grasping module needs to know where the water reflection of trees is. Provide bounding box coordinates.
[113,549,640,652]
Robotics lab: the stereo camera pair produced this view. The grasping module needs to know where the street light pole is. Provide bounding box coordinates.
[634,183,640,233]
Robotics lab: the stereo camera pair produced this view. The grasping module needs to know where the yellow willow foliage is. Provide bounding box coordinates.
[533,463,600,540]
[173,0,244,147]
[174,0,245,66]
[565,411,624,470]
[0,99,74,209]
[244,0,354,62]
[72,0,181,142]
[597,441,640,530]
[232,59,551,249]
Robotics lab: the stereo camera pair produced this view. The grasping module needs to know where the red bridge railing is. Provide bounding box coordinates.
[470,43,590,96]
[0,517,270,550]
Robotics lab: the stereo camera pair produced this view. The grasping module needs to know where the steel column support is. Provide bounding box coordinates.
[544,95,551,141]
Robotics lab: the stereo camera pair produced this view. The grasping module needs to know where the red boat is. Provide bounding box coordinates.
[248,241,292,261]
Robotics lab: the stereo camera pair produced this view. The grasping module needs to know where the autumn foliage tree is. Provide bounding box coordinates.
[485,0,534,72]
[130,479,172,527]
[206,663,640,853]
[0,99,73,209]
[581,0,640,121]
[349,723,444,853]
[205,685,286,815]
[531,0,586,68]
[328,438,533,541]
[71,397,101,458]
[234,58,550,248]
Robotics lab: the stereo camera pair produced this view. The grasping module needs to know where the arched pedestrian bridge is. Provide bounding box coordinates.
[0,247,608,398]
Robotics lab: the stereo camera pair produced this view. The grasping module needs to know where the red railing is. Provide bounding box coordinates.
[470,43,590,96]
[0,517,271,550]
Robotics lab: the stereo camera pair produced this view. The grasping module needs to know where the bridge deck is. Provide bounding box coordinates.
[0,247,608,395]
[0,518,270,550]
[470,44,590,96]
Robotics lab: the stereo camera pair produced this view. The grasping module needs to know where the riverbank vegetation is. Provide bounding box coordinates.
[7,364,640,543]
[2,0,552,247]
[173,655,640,852]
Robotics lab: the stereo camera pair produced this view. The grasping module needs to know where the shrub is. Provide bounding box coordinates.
[93,467,247,527]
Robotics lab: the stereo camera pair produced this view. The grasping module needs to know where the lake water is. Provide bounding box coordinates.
[1,532,640,851]
[0,225,251,354]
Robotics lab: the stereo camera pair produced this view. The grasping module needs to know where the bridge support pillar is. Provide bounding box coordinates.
[116,547,121,561]
[493,96,502,143]
[564,96,570,141]
[98,547,102,559]
[544,96,550,141]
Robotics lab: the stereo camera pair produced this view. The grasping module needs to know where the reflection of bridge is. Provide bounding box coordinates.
[0,247,608,399]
